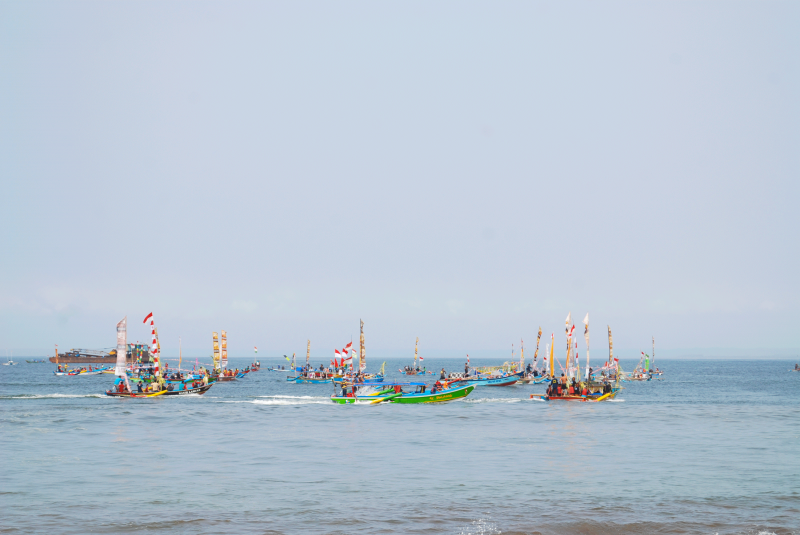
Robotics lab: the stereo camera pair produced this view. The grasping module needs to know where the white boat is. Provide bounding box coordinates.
[3,359,16,366]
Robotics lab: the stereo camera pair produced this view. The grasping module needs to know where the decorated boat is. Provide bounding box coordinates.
[331,381,475,404]
[536,313,622,402]
[454,370,523,387]
[105,316,164,398]
[106,389,166,398]
[399,338,431,375]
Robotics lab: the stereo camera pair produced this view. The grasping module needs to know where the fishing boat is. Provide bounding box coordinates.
[399,338,431,375]
[162,382,213,395]
[454,370,523,387]
[286,341,340,383]
[106,389,166,398]
[330,382,475,404]
[26,359,47,363]
[106,316,153,397]
[54,365,112,375]
[536,314,622,402]
[536,378,620,402]
[3,359,17,366]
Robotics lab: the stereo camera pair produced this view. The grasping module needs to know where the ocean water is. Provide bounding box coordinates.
[1,358,798,535]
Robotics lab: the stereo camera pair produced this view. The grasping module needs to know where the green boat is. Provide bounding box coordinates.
[330,383,475,404]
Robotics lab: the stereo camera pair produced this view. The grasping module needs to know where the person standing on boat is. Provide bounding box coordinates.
[440,368,447,380]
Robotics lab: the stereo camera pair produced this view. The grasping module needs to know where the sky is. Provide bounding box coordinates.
[1,1,798,359]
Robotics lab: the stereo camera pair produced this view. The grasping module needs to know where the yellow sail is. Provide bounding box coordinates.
[414,337,419,369]
[212,332,220,370]
[549,333,555,378]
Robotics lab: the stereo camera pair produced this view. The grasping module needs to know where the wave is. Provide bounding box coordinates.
[0,393,105,399]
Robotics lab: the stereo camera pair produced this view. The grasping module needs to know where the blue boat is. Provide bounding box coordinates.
[453,370,523,387]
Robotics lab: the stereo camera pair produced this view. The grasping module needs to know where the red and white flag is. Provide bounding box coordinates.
[143,312,153,324]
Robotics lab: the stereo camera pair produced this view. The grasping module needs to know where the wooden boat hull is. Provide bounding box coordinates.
[455,371,523,387]
[162,383,213,395]
[538,389,620,402]
[287,376,335,384]
[105,390,166,398]
[519,376,549,384]
[330,384,475,404]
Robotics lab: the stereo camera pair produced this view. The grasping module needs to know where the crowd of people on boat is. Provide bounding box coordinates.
[544,374,613,398]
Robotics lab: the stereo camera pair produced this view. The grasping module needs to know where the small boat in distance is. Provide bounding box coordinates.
[26,359,47,363]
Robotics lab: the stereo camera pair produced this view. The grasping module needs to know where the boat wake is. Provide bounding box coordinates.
[464,398,523,404]
[0,393,105,399]
[253,395,330,405]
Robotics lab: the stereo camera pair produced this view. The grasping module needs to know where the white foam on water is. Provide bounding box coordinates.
[464,397,522,404]
[1,393,105,399]
[252,397,330,405]
[458,517,501,535]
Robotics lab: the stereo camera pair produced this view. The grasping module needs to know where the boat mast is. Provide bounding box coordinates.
[583,314,590,381]
[607,326,613,366]
[306,340,310,371]
[533,328,542,371]
[359,320,365,372]
[179,337,182,371]
[652,336,655,370]
[565,312,573,379]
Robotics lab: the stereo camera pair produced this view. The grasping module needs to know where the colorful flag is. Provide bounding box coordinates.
[143,312,153,324]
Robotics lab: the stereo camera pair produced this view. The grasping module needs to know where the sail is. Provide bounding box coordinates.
[220,330,228,369]
[115,317,132,392]
[549,333,555,378]
[359,320,366,372]
[212,332,220,370]
[608,326,613,366]
[644,353,650,371]
[583,314,590,380]
[306,340,311,369]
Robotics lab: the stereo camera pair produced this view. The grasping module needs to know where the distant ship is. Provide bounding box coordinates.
[48,344,150,364]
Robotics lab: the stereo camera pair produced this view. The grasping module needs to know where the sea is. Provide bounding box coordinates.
[1,358,798,535]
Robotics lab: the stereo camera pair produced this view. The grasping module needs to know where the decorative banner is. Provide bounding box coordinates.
[520,339,524,371]
[221,330,228,369]
[359,320,366,372]
[608,326,613,365]
[533,328,542,365]
[212,332,220,370]
[415,337,419,368]
[306,340,311,368]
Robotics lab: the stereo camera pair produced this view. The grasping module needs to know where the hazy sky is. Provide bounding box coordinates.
[1,1,798,358]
